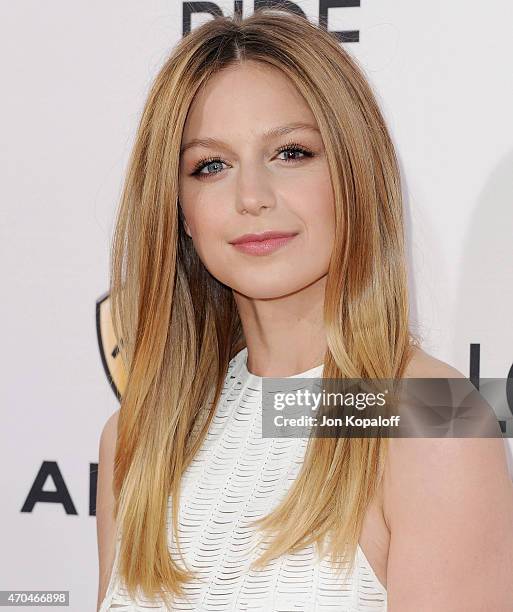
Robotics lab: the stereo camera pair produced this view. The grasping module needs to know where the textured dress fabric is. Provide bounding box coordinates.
[99,347,387,611]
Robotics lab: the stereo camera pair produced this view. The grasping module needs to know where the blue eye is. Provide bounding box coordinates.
[190,143,314,180]
[192,158,227,177]
[275,144,312,162]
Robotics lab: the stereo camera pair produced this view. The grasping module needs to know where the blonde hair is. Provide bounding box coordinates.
[109,6,420,607]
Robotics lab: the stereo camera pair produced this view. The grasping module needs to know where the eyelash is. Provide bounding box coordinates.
[190,142,315,178]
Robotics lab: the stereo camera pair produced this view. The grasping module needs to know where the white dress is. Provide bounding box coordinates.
[99,347,387,611]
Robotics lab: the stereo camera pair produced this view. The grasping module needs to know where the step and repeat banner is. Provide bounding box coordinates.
[1,1,512,610]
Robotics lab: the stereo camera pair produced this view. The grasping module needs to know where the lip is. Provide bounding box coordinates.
[229,230,299,256]
[230,230,299,245]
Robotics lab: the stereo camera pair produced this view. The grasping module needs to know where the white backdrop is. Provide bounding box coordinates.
[1,1,512,610]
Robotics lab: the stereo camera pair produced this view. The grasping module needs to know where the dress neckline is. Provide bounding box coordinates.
[235,346,324,382]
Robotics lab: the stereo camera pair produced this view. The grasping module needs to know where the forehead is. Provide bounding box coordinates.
[181,60,317,143]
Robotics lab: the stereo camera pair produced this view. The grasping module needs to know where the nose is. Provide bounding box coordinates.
[235,164,277,216]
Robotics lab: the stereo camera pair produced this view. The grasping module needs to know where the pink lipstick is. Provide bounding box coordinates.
[229,230,299,256]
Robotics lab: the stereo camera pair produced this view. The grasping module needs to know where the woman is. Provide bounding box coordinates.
[96,7,513,611]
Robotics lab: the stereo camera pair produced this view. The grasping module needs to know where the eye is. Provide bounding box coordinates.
[191,157,224,177]
[275,143,314,163]
[191,157,227,178]
[190,142,315,180]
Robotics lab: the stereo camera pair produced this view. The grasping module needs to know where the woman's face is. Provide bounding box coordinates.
[178,60,335,299]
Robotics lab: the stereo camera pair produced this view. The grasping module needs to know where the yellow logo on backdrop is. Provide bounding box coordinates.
[96,291,127,401]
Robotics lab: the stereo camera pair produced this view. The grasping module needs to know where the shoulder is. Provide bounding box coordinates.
[100,409,120,450]
[97,409,119,530]
[98,411,120,483]
[96,409,120,609]
[402,345,467,379]
[381,348,513,606]
[386,346,508,497]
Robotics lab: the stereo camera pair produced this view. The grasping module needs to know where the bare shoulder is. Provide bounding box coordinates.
[381,347,513,608]
[403,345,467,379]
[96,409,120,610]
[100,409,120,450]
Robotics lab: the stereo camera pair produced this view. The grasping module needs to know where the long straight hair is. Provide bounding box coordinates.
[108,6,420,606]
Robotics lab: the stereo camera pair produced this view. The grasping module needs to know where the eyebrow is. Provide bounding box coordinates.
[180,122,321,156]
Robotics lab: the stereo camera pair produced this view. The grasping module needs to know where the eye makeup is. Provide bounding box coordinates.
[190,141,316,179]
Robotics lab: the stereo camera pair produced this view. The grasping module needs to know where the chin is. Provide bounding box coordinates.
[230,279,317,300]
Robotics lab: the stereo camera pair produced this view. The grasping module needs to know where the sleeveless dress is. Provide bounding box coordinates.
[99,347,387,611]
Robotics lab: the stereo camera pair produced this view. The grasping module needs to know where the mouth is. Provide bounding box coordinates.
[229,230,299,256]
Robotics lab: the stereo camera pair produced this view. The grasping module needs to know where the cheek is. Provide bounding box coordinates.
[181,190,222,235]
[185,204,229,259]
[295,180,335,241]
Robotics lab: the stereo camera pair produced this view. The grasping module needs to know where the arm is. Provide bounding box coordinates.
[383,359,513,611]
[96,409,120,611]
